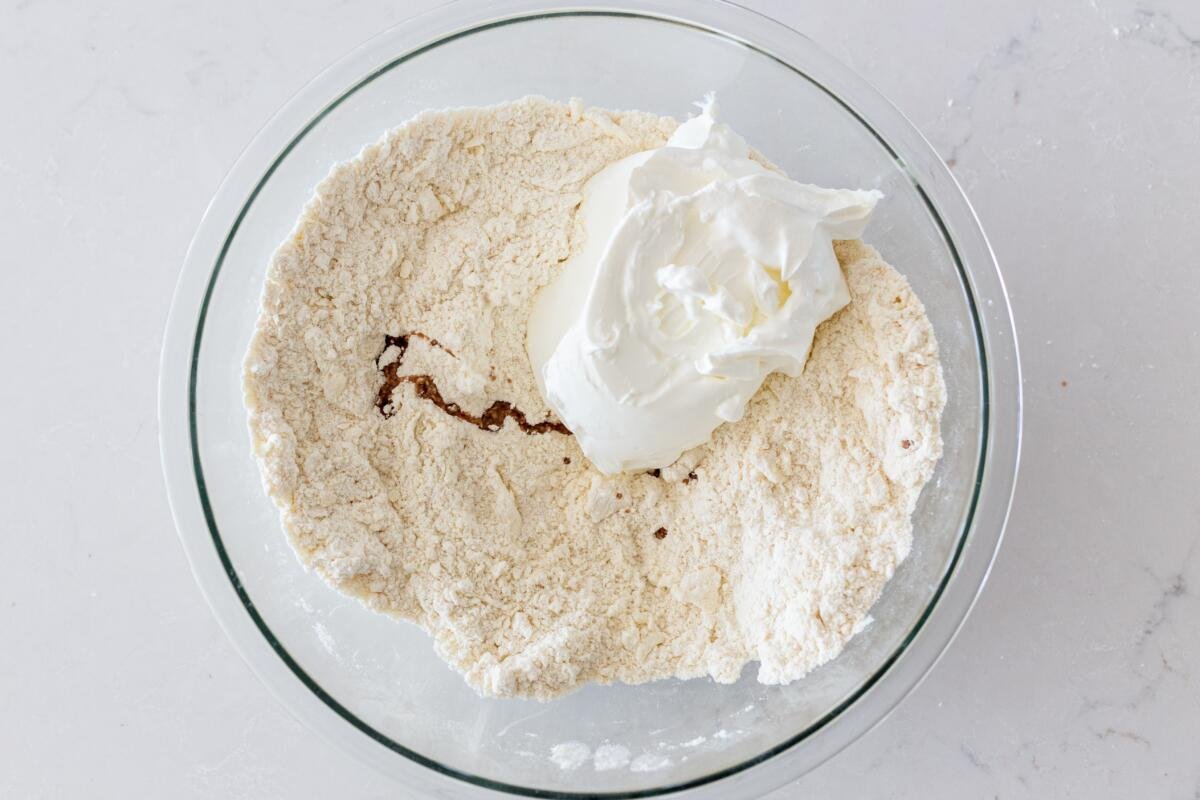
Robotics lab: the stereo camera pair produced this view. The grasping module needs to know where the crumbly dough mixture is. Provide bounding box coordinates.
[243,97,946,700]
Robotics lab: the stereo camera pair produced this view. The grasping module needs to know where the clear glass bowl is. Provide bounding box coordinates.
[159,1,1021,797]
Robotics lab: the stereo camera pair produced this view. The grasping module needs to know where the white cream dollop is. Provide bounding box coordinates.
[527,97,882,474]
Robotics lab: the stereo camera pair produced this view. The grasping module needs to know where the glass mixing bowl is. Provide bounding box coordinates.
[159,1,1021,797]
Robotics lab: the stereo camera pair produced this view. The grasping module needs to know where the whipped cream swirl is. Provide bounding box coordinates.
[527,97,882,473]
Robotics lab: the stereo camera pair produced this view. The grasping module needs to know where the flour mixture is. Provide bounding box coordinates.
[243,97,945,699]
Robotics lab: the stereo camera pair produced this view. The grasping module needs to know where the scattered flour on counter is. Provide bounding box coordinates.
[243,97,946,701]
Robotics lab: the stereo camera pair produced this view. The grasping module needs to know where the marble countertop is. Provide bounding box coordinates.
[2,0,1198,797]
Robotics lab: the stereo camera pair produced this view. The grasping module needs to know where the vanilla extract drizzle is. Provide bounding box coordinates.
[375,333,571,436]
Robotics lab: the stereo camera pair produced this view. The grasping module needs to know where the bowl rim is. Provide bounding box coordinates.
[158,1,1022,797]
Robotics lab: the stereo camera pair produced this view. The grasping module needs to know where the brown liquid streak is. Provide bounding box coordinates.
[375,334,570,436]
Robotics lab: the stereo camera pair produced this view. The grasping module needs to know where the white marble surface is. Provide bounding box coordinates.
[2,0,1198,797]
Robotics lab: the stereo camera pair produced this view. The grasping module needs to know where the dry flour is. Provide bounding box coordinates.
[243,97,945,700]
